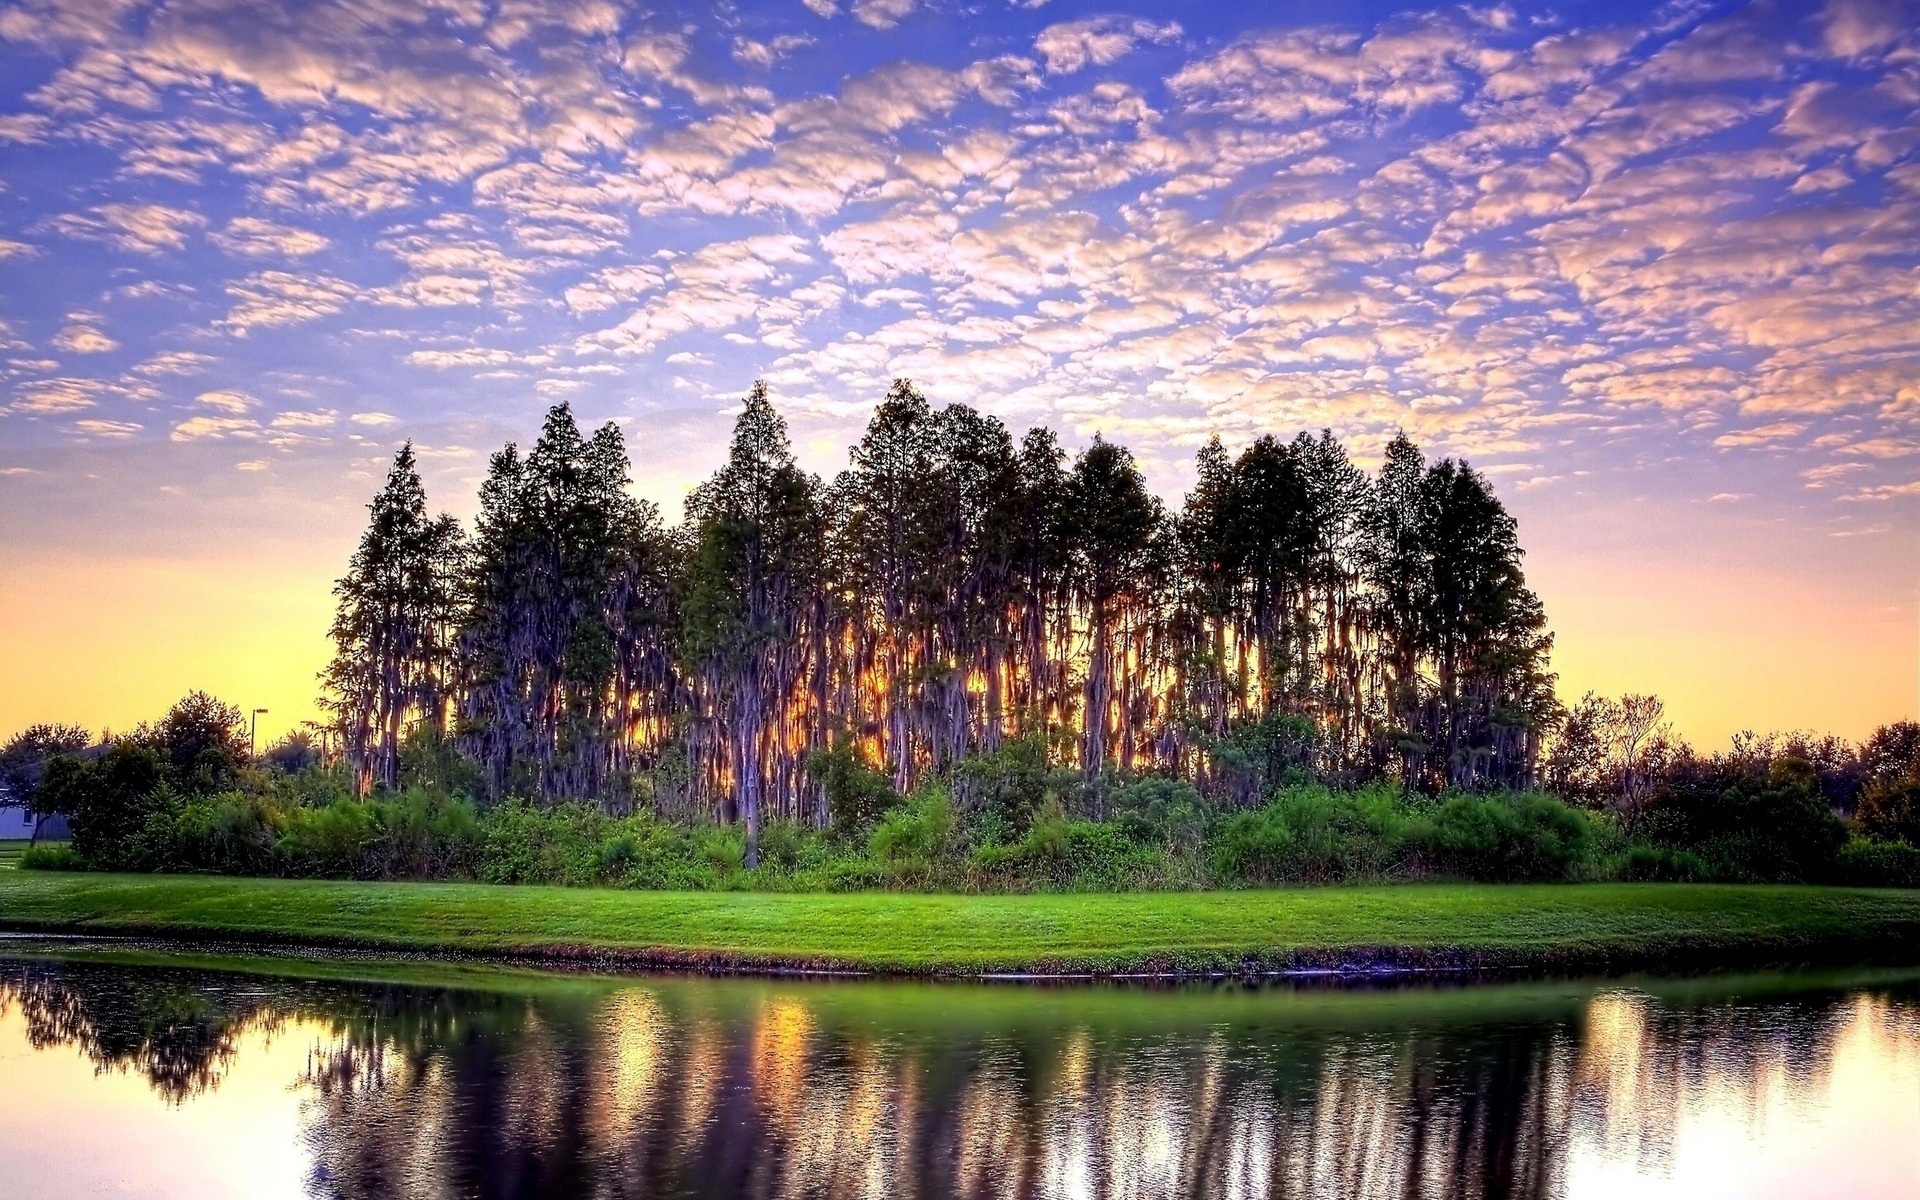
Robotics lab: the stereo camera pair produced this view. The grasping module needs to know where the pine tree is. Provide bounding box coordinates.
[323,444,464,793]
[678,383,826,865]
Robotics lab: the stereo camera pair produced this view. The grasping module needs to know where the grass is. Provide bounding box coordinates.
[0,840,33,871]
[4,872,1920,975]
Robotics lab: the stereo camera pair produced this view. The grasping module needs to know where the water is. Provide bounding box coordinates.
[1,945,1917,1199]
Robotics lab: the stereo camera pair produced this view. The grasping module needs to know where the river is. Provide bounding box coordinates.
[0,941,1916,1198]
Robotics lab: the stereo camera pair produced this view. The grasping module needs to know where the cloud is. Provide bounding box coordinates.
[1844,480,1920,502]
[220,271,363,333]
[1821,0,1911,58]
[171,415,259,441]
[52,323,119,353]
[850,0,915,30]
[209,217,331,258]
[43,203,205,253]
[1714,422,1807,448]
[733,34,815,68]
[1034,17,1181,76]
[194,389,256,413]
[0,0,1909,589]
[270,409,338,428]
[129,350,215,377]
[8,377,112,414]
[72,418,142,437]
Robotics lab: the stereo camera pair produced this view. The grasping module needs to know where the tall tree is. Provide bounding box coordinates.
[678,383,826,864]
[1066,437,1167,786]
[323,445,464,794]
[460,406,674,803]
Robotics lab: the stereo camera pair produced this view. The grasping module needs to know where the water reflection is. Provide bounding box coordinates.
[2,956,1917,1199]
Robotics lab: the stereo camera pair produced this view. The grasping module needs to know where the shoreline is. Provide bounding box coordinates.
[3,872,1919,980]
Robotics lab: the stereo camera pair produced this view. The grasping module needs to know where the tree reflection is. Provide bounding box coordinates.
[3,959,1915,1200]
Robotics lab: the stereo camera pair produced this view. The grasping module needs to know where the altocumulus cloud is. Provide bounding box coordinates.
[0,0,1911,522]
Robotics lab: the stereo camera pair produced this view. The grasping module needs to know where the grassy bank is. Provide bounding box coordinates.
[4,872,1920,975]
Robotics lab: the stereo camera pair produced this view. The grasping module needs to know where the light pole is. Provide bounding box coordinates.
[250,708,269,758]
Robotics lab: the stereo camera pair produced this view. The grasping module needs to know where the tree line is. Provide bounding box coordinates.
[322,380,1552,862]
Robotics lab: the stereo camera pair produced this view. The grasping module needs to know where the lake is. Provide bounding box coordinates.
[1,941,1916,1199]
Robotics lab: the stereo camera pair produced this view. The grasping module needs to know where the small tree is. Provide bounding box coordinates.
[1,723,91,842]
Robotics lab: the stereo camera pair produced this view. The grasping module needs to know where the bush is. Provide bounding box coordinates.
[19,843,87,871]
[1639,759,1850,882]
[1834,836,1920,888]
[807,741,901,840]
[1427,792,1599,882]
[869,789,956,878]
[476,800,607,886]
[1110,776,1207,851]
[1857,779,1920,845]
[1212,785,1420,885]
[277,799,380,878]
[954,735,1056,835]
[1616,842,1710,882]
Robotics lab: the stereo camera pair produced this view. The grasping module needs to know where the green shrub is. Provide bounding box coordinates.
[1640,760,1849,882]
[954,735,1056,834]
[1212,785,1420,885]
[1110,775,1207,851]
[477,800,608,885]
[1834,836,1920,888]
[807,741,901,840]
[19,843,87,871]
[1617,842,1710,882]
[1857,779,1920,845]
[277,799,380,878]
[1426,792,1598,882]
[869,789,956,877]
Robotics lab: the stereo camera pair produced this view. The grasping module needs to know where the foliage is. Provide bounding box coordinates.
[1638,757,1849,883]
[953,734,1058,836]
[15,677,1920,893]
[17,843,86,871]
[1857,778,1920,846]
[1212,786,1420,884]
[807,740,901,840]
[0,722,90,812]
[868,789,957,878]
[136,691,251,794]
[1834,837,1920,889]
[1425,792,1604,883]
[304,384,1563,829]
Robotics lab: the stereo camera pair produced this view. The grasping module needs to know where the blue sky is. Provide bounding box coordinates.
[0,0,1915,744]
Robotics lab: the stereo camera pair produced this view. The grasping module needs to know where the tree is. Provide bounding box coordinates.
[828,380,949,790]
[323,445,464,794]
[459,406,676,804]
[0,723,90,811]
[1,723,90,843]
[302,385,1567,824]
[139,691,250,793]
[1862,721,1920,787]
[1066,436,1167,787]
[678,383,826,865]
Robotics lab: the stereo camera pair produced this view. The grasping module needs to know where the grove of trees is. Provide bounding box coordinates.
[322,380,1555,862]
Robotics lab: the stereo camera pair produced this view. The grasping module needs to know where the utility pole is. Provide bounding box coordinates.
[250,708,269,758]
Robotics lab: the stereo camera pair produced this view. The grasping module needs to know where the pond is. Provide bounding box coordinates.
[0,942,1916,1199]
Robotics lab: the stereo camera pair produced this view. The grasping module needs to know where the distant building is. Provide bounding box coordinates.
[0,806,69,841]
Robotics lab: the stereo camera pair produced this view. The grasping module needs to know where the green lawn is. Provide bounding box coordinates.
[0,840,31,871]
[1,871,1917,975]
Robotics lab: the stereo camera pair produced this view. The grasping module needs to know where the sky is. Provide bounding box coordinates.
[0,0,1914,751]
